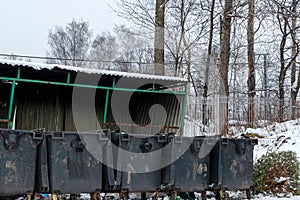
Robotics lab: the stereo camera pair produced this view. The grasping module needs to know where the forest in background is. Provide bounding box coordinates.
[5,0,300,135]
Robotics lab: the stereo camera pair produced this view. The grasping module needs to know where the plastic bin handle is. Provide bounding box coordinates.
[158,135,167,143]
[251,139,258,145]
[140,141,152,152]
[235,140,246,155]
[191,139,203,153]
[71,139,86,149]
[51,132,65,139]
[121,134,130,142]
[33,132,44,140]
[4,133,17,151]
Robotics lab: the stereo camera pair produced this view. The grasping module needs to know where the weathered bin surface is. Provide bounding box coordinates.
[0,129,43,197]
[116,132,167,192]
[161,135,216,192]
[46,131,104,194]
[210,138,258,190]
[102,131,121,192]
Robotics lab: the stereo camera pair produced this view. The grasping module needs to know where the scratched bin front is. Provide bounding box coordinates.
[163,136,215,192]
[46,131,105,194]
[116,133,168,192]
[0,129,43,198]
[209,138,258,190]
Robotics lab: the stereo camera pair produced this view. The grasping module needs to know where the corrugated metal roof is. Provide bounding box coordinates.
[0,58,187,82]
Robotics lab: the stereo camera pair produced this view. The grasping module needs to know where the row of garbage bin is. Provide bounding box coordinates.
[0,129,257,198]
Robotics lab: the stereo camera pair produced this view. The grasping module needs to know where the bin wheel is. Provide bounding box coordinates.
[246,189,251,200]
[201,191,207,200]
[152,191,159,200]
[51,194,58,200]
[141,192,147,200]
[120,192,129,200]
[25,194,32,200]
[90,192,101,200]
[216,190,229,200]
[171,190,177,200]
[70,194,79,200]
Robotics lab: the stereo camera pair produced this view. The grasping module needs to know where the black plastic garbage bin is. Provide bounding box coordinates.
[0,129,43,198]
[210,138,258,190]
[102,131,122,192]
[116,132,168,192]
[45,131,105,194]
[161,135,216,192]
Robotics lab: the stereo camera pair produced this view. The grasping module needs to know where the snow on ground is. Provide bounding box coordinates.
[236,119,300,199]
[252,193,300,200]
[243,119,300,162]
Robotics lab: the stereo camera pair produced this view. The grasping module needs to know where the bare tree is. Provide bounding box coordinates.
[269,0,300,122]
[219,0,233,135]
[290,0,300,119]
[202,0,216,125]
[89,25,153,72]
[47,19,92,67]
[115,0,209,78]
[247,0,256,127]
[89,32,118,69]
[165,0,209,77]
[154,0,167,75]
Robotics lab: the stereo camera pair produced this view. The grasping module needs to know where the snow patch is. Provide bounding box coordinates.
[0,58,187,82]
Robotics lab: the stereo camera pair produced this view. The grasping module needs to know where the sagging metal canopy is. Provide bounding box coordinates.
[0,58,188,135]
[0,58,187,82]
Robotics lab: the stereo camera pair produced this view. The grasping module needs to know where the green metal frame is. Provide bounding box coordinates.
[1,67,188,133]
[7,68,20,129]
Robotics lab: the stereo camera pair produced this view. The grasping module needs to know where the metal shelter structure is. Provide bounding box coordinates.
[0,59,188,135]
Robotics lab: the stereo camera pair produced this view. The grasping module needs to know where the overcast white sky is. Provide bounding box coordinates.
[0,0,126,57]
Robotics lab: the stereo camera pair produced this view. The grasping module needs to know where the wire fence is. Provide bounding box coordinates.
[184,94,300,136]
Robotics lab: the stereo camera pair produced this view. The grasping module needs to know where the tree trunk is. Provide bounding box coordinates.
[219,0,232,135]
[278,18,288,122]
[247,0,255,127]
[203,0,215,126]
[154,0,166,75]
[278,74,285,122]
[291,0,298,119]
[278,33,288,122]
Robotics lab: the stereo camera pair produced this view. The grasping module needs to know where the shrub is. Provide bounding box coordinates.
[253,151,300,196]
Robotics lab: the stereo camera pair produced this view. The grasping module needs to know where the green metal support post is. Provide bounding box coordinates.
[67,72,71,84]
[8,68,20,129]
[103,89,110,127]
[112,78,116,88]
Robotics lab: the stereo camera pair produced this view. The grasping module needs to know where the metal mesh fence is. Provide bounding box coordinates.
[184,94,300,136]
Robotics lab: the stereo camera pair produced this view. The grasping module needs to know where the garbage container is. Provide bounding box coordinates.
[161,135,216,192]
[0,129,43,198]
[102,131,121,192]
[209,138,258,190]
[45,131,105,194]
[116,132,168,192]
